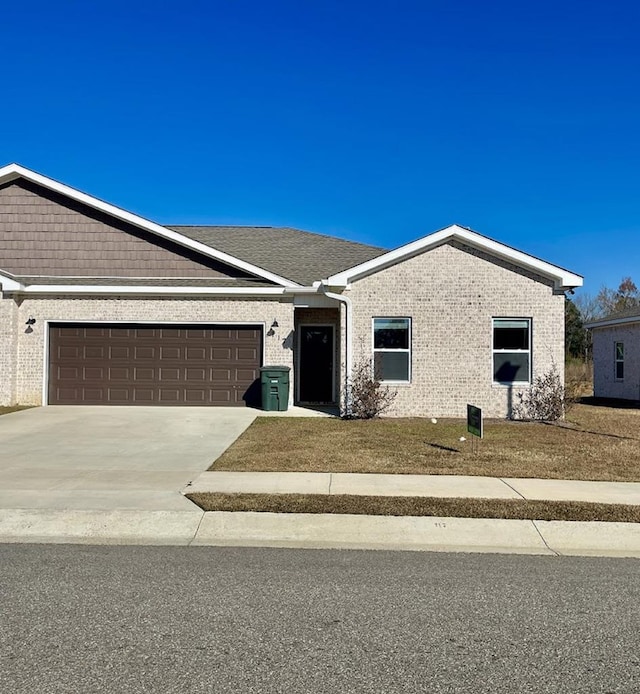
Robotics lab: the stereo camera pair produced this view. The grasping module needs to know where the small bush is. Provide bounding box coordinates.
[342,355,397,419]
[512,367,565,422]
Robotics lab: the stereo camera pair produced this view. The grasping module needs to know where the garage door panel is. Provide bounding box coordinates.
[237,347,258,361]
[109,328,132,338]
[58,345,81,359]
[133,390,155,403]
[134,367,155,381]
[108,346,129,359]
[185,389,207,403]
[135,346,156,359]
[185,347,207,360]
[159,368,181,381]
[83,388,105,402]
[236,368,258,381]
[48,323,262,406]
[108,388,131,403]
[186,368,208,380]
[160,346,182,360]
[210,389,233,404]
[212,348,232,360]
[109,367,131,380]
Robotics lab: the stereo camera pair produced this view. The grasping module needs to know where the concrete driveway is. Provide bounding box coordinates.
[0,407,257,512]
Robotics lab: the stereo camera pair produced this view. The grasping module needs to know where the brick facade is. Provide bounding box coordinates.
[592,323,640,401]
[345,240,565,418]
[1,295,294,406]
[1,240,567,416]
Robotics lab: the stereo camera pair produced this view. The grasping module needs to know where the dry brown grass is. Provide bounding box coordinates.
[565,359,593,401]
[0,406,32,416]
[210,403,640,482]
[187,492,640,523]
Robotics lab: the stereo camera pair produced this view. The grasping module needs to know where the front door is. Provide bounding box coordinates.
[298,325,334,402]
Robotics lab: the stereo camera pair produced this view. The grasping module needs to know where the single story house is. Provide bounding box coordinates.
[0,164,583,417]
[587,308,640,402]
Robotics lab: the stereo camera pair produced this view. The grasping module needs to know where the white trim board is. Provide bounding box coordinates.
[0,163,299,288]
[323,224,583,291]
[586,315,640,329]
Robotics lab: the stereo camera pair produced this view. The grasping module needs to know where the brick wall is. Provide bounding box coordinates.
[0,296,18,403]
[346,240,565,418]
[4,295,294,405]
[592,324,640,401]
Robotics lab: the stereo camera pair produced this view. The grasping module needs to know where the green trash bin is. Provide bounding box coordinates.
[260,366,291,412]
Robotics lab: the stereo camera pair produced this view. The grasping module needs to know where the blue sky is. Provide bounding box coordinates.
[2,0,639,295]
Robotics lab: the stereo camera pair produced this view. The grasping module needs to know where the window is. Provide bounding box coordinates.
[373,318,411,382]
[615,342,624,380]
[492,318,530,384]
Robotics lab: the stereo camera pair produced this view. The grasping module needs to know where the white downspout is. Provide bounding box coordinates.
[321,287,352,415]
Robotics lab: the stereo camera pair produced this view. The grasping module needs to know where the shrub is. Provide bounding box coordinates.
[512,367,566,422]
[342,354,397,419]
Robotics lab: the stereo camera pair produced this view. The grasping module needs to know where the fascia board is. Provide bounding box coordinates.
[0,163,300,288]
[585,316,640,329]
[325,224,583,289]
[0,271,24,291]
[19,285,289,297]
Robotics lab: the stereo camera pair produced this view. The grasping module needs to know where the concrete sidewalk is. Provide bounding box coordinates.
[175,470,640,558]
[185,471,640,506]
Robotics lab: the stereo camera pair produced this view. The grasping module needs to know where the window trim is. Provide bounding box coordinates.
[371,317,412,384]
[492,317,532,385]
[615,341,624,381]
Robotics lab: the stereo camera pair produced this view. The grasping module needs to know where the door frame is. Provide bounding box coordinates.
[296,323,336,403]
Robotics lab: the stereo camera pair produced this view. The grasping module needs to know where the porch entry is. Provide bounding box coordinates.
[298,324,335,403]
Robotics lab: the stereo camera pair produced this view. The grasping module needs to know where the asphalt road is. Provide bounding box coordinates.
[1,545,638,693]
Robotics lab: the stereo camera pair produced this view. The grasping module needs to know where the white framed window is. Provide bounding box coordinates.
[372,317,411,383]
[492,318,531,384]
[615,342,624,380]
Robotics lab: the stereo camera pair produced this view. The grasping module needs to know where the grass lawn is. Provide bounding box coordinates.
[187,492,640,523]
[210,403,640,482]
[0,406,32,416]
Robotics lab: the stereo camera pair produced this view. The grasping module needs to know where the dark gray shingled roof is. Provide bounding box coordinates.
[168,226,387,286]
[590,305,640,324]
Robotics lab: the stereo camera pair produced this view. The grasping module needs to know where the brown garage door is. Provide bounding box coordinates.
[48,323,262,406]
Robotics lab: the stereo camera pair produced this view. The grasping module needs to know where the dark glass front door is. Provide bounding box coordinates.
[299,325,334,402]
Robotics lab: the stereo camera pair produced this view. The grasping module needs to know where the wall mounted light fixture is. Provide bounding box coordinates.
[25,316,36,334]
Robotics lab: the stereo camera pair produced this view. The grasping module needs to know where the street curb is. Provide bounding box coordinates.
[534,519,640,556]
[0,509,203,545]
[1,509,639,557]
[190,512,640,557]
[191,511,554,554]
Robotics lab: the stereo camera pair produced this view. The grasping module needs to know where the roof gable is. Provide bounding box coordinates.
[0,164,299,287]
[324,224,583,290]
[0,179,270,281]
